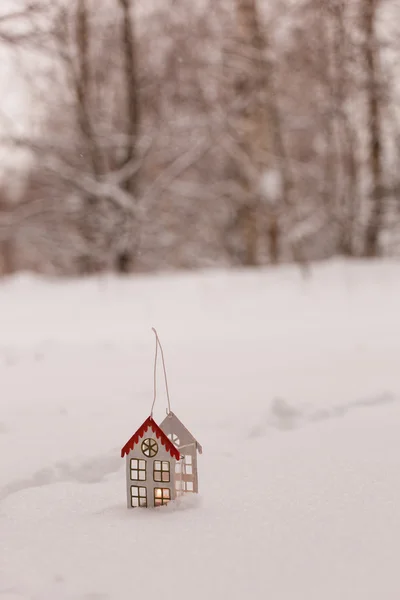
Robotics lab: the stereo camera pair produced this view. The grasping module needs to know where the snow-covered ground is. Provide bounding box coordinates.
[1,260,400,600]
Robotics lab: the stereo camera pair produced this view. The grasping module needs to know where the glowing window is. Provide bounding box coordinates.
[154,487,171,506]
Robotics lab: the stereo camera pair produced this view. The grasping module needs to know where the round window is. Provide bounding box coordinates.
[141,438,158,458]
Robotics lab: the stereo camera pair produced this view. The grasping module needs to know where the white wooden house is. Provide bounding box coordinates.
[121,413,202,508]
[121,416,181,508]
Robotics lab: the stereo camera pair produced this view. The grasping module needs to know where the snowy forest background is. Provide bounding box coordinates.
[0,0,399,276]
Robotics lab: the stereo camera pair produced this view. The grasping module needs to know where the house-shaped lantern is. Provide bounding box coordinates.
[121,414,202,508]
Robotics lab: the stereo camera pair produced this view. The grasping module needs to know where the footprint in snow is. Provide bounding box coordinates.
[248,392,397,438]
[0,453,122,501]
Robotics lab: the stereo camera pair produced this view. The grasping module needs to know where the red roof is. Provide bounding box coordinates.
[121,415,181,460]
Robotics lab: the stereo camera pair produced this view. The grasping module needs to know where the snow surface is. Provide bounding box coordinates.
[1,260,400,600]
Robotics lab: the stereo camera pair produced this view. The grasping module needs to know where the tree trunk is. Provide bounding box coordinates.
[119,0,140,196]
[114,0,140,273]
[75,0,104,179]
[231,0,271,266]
[363,0,383,257]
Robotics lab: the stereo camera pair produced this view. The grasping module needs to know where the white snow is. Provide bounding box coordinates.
[1,259,400,600]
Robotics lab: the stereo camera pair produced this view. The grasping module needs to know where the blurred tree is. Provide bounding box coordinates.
[362,0,384,256]
[0,0,398,275]
[223,0,273,266]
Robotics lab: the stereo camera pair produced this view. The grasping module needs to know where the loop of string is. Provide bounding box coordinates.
[150,327,172,417]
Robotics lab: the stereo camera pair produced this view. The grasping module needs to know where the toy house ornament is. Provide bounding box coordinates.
[121,329,202,509]
[121,416,180,508]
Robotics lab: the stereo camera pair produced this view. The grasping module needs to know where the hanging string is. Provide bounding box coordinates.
[150,327,172,416]
[150,328,158,417]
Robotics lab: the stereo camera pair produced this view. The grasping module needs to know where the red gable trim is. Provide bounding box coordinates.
[121,416,180,460]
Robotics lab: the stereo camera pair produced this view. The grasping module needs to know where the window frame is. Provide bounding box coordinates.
[130,458,147,481]
[175,454,193,475]
[167,433,180,447]
[131,485,147,508]
[153,460,171,483]
[154,487,171,506]
[141,438,158,458]
[175,480,194,492]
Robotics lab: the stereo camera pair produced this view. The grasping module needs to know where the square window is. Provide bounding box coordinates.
[185,466,193,475]
[131,458,146,481]
[185,455,192,465]
[186,482,193,492]
[154,460,170,483]
[154,487,171,506]
[131,486,147,507]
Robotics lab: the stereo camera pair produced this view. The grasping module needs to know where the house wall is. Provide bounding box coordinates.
[159,415,199,493]
[125,431,177,508]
